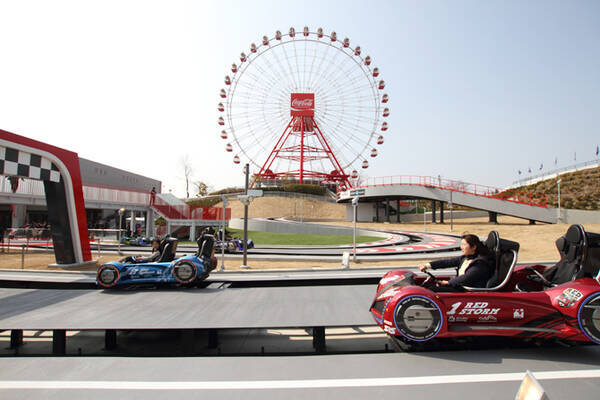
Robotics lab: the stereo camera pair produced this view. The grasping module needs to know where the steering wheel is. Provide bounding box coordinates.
[422,269,437,287]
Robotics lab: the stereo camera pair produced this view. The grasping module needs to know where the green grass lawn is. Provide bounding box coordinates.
[224,228,382,246]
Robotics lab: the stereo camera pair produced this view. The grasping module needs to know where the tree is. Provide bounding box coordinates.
[194,181,211,197]
[179,155,193,199]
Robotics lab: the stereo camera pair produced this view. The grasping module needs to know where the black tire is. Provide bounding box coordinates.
[578,293,600,343]
[172,261,197,284]
[97,264,120,288]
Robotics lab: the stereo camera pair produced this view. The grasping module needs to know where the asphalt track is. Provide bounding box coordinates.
[10,229,461,258]
[1,248,590,399]
[0,285,374,330]
[0,267,402,287]
[1,347,600,399]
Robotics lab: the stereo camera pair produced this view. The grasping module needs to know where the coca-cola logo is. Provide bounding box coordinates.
[291,98,314,108]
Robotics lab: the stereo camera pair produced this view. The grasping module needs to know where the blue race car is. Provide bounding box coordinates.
[96,235,217,289]
[120,236,152,246]
[215,238,255,253]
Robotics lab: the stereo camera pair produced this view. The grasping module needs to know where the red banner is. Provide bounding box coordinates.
[290,93,315,117]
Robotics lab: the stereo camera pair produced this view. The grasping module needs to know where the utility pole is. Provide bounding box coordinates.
[557,178,562,223]
[220,195,227,271]
[241,163,250,268]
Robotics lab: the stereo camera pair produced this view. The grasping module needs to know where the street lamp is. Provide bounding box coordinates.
[118,208,125,254]
[557,179,562,223]
[241,163,250,269]
[220,195,227,271]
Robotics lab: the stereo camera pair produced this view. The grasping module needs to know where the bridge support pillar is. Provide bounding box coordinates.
[10,329,23,349]
[396,200,401,223]
[488,212,498,224]
[189,223,196,241]
[431,201,437,223]
[312,326,326,354]
[207,329,219,349]
[105,329,117,350]
[375,202,380,222]
[439,202,445,223]
[180,329,195,354]
[52,329,66,355]
[146,209,155,237]
[386,198,391,222]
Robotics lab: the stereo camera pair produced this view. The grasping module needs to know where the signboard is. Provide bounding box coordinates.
[290,93,315,117]
[350,189,365,196]
[247,189,264,197]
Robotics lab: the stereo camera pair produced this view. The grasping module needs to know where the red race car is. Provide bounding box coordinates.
[370,224,600,351]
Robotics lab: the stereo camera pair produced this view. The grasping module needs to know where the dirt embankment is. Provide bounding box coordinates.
[226,196,346,220]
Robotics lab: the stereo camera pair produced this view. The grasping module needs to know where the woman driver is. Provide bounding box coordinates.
[419,234,492,292]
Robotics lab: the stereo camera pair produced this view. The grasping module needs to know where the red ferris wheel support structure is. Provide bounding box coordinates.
[252,93,351,189]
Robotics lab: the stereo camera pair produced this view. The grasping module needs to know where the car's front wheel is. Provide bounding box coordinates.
[393,295,443,342]
[97,264,120,288]
[172,261,197,284]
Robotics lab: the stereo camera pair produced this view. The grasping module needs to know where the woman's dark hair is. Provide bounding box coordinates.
[461,233,488,258]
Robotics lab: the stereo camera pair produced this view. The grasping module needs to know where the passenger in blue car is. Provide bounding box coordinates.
[122,238,161,264]
[418,234,493,292]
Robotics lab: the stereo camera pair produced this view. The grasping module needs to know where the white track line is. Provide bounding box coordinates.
[1,369,600,390]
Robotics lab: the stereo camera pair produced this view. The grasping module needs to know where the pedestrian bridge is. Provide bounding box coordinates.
[338,176,557,224]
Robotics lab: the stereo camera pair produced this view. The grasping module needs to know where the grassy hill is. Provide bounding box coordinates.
[510,166,600,210]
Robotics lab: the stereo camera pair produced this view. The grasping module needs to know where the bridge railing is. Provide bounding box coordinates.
[352,175,547,208]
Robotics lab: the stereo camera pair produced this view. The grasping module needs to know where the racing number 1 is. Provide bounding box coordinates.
[447,302,462,315]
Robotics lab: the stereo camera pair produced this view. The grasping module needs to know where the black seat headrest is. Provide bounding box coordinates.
[566,224,585,244]
[485,231,499,253]
[499,238,520,253]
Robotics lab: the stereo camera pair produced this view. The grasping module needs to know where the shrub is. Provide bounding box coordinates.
[186,197,221,207]
[283,184,326,196]
[209,187,244,195]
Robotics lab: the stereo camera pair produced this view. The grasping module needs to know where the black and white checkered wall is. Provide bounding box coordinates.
[0,146,61,182]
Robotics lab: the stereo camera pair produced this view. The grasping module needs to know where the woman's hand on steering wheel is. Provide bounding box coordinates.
[422,269,437,287]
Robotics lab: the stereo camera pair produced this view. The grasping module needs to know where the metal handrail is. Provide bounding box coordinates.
[345,175,547,208]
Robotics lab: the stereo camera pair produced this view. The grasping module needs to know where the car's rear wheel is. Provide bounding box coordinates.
[393,295,443,342]
[578,293,600,343]
[97,264,120,288]
[173,261,197,284]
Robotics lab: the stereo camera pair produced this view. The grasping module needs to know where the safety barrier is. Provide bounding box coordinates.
[0,237,102,269]
[151,196,231,221]
[347,175,547,208]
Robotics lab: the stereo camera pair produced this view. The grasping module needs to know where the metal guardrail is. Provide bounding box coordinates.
[344,175,547,208]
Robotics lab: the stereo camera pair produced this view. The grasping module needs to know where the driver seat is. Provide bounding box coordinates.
[197,234,215,258]
[548,224,586,285]
[156,237,178,263]
[517,224,588,292]
[463,231,520,292]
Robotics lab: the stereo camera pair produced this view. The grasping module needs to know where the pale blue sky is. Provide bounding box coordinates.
[0,0,598,195]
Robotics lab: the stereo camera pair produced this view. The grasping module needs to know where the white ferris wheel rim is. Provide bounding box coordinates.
[219,28,388,175]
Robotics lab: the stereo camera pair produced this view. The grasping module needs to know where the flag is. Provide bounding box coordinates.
[518,170,522,175]
[555,157,558,166]
[528,167,531,173]
[539,163,543,170]
[596,145,599,156]
[574,152,577,161]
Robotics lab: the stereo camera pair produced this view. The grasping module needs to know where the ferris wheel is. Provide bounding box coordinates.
[218,26,389,189]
